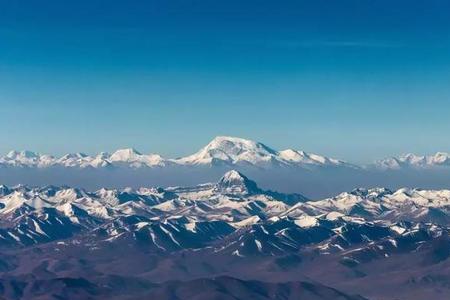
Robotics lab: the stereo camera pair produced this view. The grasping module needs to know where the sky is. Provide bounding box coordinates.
[1,0,450,163]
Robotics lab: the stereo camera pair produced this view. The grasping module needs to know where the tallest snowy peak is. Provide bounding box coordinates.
[175,136,349,168]
[177,136,278,166]
[206,136,277,155]
[109,148,142,161]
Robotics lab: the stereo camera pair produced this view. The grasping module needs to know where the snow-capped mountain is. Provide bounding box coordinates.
[374,152,450,169]
[0,170,449,251]
[284,187,450,225]
[0,150,55,168]
[175,136,352,168]
[0,136,352,170]
[175,136,279,166]
[109,148,167,167]
[214,170,260,195]
[2,137,450,206]
[1,171,449,300]
[278,148,346,166]
[56,152,108,168]
[0,170,307,244]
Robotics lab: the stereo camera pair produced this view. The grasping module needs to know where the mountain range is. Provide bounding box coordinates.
[2,136,450,202]
[2,136,449,169]
[1,170,450,299]
[0,136,352,169]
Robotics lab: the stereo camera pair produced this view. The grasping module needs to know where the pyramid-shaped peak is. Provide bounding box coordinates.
[220,170,247,181]
[215,170,260,195]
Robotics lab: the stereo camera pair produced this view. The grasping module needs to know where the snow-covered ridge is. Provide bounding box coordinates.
[0,170,306,220]
[0,170,449,252]
[0,148,169,169]
[1,136,448,170]
[174,136,352,168]
[0,136,351,169]
[374,152,450,169]
[2,170,450,226]
[284,186,450,225]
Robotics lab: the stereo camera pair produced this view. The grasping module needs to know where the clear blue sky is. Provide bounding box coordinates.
[1,0,450,163]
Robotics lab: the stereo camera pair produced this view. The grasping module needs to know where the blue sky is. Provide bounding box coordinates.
[1,0,450,163]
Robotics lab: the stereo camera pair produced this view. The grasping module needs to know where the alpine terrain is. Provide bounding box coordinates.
[0,170,450,299]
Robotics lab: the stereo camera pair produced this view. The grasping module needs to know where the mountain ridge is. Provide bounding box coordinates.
[1,171,449,299]
[2,136,448,170]
[0,136,356,169]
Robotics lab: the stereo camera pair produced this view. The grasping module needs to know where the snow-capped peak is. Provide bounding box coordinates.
[89,152,111,168]
[60,153,88,159]
[427,152,450,165]
[175,136,351,168]
[277,149,306,161]
[6,150,39,159]
[375,152,450,169]
[56,153,93,168]
[220,170,248,182]
[176,136,278,166]
[278,149,345,166]
[109,148,166,167]
[109,148,142,162]
[215,170,260,195]
[0,136,352,170]
[399,153,427,164]
[1,150,54,167]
